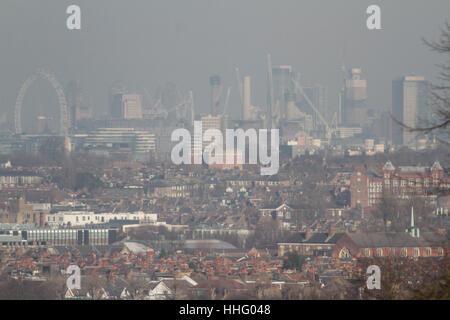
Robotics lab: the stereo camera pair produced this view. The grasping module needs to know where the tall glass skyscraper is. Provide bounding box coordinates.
[392,76,429,148]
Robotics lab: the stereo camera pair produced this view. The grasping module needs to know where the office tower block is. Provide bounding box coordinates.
[392,76,429,147]
[302,84,328,128]
[110,93,124,119]
[242,76,260,121]
[110,93,143,120]
[341,68,367,127]
[243,76,251,120]
[272,65,293,121]
[200,114,229,150]
[65,80,81,130]
[201,114,224,133]
[109,83,126,119]
[122,94,143,120]
[210,75,222,116]
[66,80,92,129]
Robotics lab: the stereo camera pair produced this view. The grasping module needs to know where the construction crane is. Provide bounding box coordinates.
[163,90,195,125]
[291,78,336,140]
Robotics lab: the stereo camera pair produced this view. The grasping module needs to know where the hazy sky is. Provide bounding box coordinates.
[0,0,449,123]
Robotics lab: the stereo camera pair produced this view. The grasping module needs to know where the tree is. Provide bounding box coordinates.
[125,274,147,299]
[357,257,449,300]
[0,279,64,300]
[74,172,104,191]
[412,264,450,300]
[282,251,306,271]
[84,274,107,300]
[393,22,450,144]
[38,137,65,164]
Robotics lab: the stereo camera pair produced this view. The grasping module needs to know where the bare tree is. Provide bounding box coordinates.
[393,22,450,144]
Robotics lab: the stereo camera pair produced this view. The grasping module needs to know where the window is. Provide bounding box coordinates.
[376,248,383,257]
[438,248,444,256]
[339,247,351,259]
[401,248,407,257]
[426,248,432,257]
[364,249,371,257]
[414,248,420,257]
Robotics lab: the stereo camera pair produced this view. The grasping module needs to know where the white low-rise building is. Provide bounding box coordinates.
[47,211,157,227]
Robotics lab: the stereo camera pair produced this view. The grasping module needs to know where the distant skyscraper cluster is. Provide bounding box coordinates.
[4,55,435,158]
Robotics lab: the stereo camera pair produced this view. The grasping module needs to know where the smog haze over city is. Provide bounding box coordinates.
[0,0,449,118]
[0,0,448,308]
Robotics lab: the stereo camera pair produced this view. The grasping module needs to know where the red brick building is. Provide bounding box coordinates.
[332,232,449,259]
[350,161,449,208]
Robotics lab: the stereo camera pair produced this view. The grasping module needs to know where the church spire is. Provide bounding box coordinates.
[406,207,420,238]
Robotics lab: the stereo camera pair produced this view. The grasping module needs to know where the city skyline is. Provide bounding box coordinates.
[0,0,449,122]
[0,0,448,304]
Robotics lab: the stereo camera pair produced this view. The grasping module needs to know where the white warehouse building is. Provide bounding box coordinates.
[47,211,157,227]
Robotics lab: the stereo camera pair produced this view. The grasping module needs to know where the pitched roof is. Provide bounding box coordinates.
[304,233,329,244]
[346,232,426,248]
[383,161,395,171]
[431,161,443,171]
[325,232,346,244]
